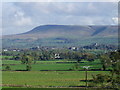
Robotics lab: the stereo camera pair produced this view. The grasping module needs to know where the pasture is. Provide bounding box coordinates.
[2,60,102,71]
[2,71,109,88]
[2,56,111,88]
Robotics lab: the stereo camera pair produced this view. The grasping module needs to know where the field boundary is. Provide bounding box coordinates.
[1,84,114,89]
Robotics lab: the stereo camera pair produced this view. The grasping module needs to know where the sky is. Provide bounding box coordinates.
[1,1,118,35]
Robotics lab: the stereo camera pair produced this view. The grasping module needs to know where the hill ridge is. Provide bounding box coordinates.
[2,25,118,48]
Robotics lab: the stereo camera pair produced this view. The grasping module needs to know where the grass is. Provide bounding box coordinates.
[2,60,102,71]
[2,60,76,64]
[3,35,118,48]
[0,56,13,59]
[2,71,109,87]
[2,60,21,64]
[2,59,111,88]
[2,63,73,71]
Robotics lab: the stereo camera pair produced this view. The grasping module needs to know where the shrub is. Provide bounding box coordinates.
[26,64,32,71]
[5,65,11,71]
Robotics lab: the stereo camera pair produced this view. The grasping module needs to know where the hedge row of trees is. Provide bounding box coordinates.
[91,50,120,89]
[3,49,120,72]
[3,49,120,89]
[2,49,96,62]
[17,50,120,89]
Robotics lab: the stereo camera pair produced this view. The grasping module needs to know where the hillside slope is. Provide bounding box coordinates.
[2,25,118,48]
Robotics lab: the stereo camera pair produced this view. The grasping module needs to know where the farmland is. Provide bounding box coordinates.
[2,56,105,88]
[1,49,120,89]
[2,58,110,88]
[3,71,109,88]
[2,60,102,71]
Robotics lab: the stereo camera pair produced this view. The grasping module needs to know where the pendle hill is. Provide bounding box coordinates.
[2,25,118,48]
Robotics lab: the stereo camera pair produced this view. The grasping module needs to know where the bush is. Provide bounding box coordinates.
[26,64,32,71]
[72,63,80,70]
[5,65,11,71]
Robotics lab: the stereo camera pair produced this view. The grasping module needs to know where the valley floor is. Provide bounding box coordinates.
[2,71,109,88]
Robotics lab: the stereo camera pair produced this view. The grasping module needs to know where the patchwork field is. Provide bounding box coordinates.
[2,60,103,71]
[2,71,109,88]
[1,56,114,88]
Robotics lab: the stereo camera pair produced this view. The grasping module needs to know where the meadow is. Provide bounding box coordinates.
[2,59,102,71]
[2,71,109,88]
[1,56,112,88]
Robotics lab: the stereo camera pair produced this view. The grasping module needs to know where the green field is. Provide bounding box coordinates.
[2,60,102,71]
[2,56,111,88]
[2,60,21,64]
[2,71,109,88]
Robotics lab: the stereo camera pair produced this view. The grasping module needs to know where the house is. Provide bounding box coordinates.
[3,49,8,51]
[55,53,60,59]
[69,47,78,51]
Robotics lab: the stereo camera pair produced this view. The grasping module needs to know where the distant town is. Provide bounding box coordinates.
[2,43,118,53]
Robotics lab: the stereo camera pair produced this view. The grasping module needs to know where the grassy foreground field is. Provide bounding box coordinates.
[2,57,111,88]
[2,71,109,88]
[2,60,103,71]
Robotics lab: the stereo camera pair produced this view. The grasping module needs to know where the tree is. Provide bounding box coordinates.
[26,64,32,71]
[86,53,96,62]
[100,54,111,70]
[73,52,82,63]
[109,51,120,75]
[91,74,111,87]
[72,63,80,70]
[21,54,33,71]
[5,65,11,71]
[92,50,120,89]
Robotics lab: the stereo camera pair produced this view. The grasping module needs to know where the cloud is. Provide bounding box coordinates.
[112,17,118,24]
[2,0,119,2]
[14,11,32,26]
[2,2,34,35]
[0,2,2,36]
[15,17,32,26]
[14,2,117,18]
[2,3,32,26]
[2,2,118,35]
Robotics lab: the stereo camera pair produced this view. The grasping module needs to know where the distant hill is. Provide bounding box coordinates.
[2,25,118,48]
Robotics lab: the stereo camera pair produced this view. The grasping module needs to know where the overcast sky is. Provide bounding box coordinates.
[2,1,118,35]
